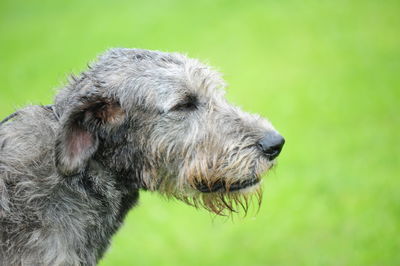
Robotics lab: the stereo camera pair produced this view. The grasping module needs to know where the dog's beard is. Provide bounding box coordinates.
[142,150,272,216]
[179,182,263,216]
[154,167,269,216]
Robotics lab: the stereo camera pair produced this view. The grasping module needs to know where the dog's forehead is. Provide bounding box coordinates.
[96,49,226,110]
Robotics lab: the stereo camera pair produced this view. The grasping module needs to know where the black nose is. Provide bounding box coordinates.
[257,133,285,160]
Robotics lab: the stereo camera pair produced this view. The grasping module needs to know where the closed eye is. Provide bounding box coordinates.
[171,102,197,111]
[170,96,198,112]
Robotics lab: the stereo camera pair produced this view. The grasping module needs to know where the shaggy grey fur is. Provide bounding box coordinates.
[0,48,284,265]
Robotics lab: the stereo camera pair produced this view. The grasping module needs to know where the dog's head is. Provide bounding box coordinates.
[54,48,284,215]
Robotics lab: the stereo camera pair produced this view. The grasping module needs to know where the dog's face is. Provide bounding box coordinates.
[55,49,284,215]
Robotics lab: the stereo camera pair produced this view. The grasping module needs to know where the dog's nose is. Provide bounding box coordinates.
[257,133,285,160]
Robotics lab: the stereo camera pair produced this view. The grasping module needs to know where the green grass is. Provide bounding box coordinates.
[1,0,399,265]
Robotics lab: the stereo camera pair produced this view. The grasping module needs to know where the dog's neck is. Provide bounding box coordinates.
[60,160,140,262]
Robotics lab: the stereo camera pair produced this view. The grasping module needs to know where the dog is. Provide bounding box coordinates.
[0,48,284,265]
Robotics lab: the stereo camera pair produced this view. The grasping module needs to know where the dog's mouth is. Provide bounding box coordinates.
[195,176,260,193]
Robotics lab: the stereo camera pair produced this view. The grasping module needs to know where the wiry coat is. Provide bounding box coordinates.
[0,48,283,265]
[0,105,135,265]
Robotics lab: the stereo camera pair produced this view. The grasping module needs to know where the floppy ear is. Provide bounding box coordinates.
[55,96,125,176]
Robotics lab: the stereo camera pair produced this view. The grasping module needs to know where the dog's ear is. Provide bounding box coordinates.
[55,96,125,176]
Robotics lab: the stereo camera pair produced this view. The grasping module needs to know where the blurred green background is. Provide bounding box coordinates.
[1,0,399,265]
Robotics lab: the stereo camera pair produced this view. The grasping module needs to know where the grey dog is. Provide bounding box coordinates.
[0,48,284,265]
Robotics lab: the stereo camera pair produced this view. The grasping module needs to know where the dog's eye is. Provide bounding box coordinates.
[170,96,198,112]
[170,102,197,112]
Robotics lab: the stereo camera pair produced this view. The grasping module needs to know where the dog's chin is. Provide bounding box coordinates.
[195,176,261,193]
[233,180,262,194]
[194,160,274,194]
